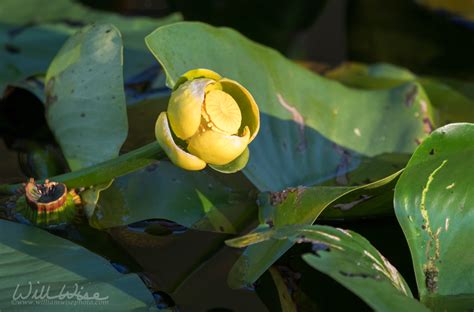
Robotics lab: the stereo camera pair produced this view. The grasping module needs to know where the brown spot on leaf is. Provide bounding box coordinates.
[339,271,381,280]
[429,148,435,155]
[419,100,433,134]
[45,78,57,109]
[423,263,439,293]
[270,186,305,206]
[423,117,433,134]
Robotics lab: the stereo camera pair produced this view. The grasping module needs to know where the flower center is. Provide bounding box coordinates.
[202,89,242,135]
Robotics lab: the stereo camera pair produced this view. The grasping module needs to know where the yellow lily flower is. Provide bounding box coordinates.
[155,69,260,172]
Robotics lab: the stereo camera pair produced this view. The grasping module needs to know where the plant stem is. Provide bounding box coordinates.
[0,142,164,195]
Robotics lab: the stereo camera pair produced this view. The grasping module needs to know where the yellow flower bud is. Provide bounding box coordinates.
[155,69,260,172]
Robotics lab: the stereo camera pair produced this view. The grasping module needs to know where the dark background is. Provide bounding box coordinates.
[81,0,474,78]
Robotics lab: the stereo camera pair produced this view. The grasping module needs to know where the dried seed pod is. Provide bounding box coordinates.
[18,178,80,227]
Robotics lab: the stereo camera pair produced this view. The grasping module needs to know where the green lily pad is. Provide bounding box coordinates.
[0,219,157,311]
[394,123,474,308]
[228,224,429,312]
[45,24,127,171]
[146,22,433,192]
[89,161,257,234]
[0,0,181,93]
[326,62,474,126]
[227,171,401,288]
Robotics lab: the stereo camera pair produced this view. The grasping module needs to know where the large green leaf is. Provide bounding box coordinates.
[145,22,432,192]
[227,171,401,288]
[326,62,474,126]
[228,225,429,312]
[0,0,181,93]
[89,161,257,234]
[45,24,127,171]
[0,220,156,311]
[394,123,474,309]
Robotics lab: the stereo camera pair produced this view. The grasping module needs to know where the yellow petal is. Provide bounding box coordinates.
[155,112,206,170]
[187,127,250,165]
[204,89,242,134]
[174,69,222,90]
[220,79,260,143]
[168,78,214,140]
